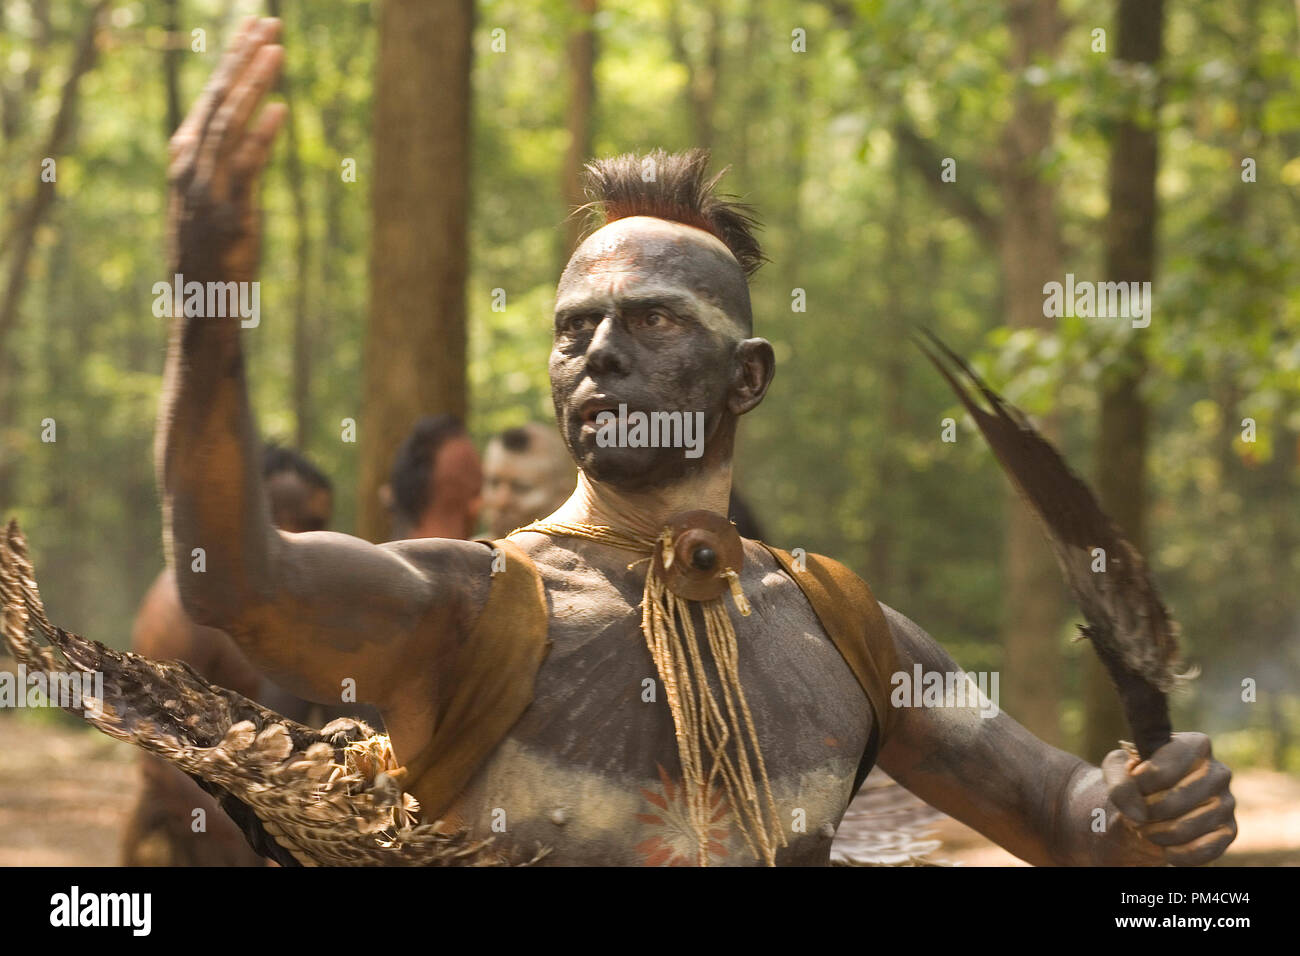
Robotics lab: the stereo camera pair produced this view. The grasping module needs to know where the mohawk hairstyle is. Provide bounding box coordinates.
[578,148,766,279]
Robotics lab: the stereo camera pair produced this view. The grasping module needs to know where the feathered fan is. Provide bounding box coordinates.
[0,519,545,866]
[913,328,1187,760]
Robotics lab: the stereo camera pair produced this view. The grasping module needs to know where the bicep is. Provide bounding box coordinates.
[211,532,491,710]
[874,604,1086,867]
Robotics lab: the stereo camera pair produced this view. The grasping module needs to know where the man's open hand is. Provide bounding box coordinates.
[1102,732,1237,866]
[167,16,286,284]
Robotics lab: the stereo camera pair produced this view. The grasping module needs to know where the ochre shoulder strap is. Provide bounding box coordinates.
[398,538,550,822]
[398,539,897,821]
[760,544,899,747]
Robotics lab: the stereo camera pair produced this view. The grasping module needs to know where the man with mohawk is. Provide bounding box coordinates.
[68,18,1245,865]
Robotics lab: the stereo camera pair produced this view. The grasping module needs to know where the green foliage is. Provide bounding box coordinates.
[1,0,1296,769]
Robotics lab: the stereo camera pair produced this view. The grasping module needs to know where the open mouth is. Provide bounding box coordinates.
[579,397,622,429]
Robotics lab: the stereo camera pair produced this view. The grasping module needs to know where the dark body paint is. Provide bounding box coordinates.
[158,37,1234,862]
[443,537,871,866]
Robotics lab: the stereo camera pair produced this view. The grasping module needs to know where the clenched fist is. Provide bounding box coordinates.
[167,16,287,285]
[1103,732,1237,866]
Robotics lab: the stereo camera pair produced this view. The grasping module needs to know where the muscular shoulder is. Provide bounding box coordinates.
[750,543,884,627]
[876,602,951,671]
[375,536,497,631]
[379,535,497,580]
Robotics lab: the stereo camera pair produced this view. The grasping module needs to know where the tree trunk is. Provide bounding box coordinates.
[0,6,17,143]
[0,0,51,258]
[1265,404,1296,769]
[561,0,598,259]
[318,95,346,453]
[164,0,183,135]
[358,0,473,542]
[996,0,1066,746]
[887,3,1065,743]
[1084,0,1165,764]
[868,137,916,594]
[666,0,721,156]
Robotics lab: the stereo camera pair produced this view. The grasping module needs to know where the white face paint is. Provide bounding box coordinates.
[482,429,575,538]
[548,214,765,490]
[556,216,751,340]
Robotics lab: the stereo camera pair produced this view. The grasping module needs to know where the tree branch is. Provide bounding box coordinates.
[894,122,1001,246]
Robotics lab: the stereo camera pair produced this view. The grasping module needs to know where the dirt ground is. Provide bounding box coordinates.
[921,772,1300,867]
[1,712,1297,867]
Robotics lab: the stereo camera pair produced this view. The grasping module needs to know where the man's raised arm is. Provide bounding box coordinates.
[155,17,485,709]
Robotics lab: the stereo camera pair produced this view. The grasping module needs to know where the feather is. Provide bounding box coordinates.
[912,329,1187,759]
[0,519,547,866]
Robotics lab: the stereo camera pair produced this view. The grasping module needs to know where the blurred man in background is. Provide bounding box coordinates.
[122,445,332,866]
[481,421,766,542]
[481,423,574,538]
[380,414,482,541]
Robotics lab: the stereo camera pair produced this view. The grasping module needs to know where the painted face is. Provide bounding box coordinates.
[482,440,575,538]
[550,216,754,489]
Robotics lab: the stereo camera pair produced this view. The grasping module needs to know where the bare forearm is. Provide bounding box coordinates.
[157,312,275,629]
[156,15,289,631]
[1053,760,1162,866]
[882,707,1094,867]
[939,754,1151,866]
[876,604,1166,866]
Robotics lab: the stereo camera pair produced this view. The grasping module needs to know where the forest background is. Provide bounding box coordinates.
[1,0,1297,772]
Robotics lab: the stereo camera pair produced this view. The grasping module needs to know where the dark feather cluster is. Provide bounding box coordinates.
[913,330,1187,759]
[0,519,545,866]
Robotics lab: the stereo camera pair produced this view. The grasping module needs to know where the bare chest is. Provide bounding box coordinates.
[447,543,874,866]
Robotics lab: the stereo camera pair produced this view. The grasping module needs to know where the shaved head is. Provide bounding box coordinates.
[576,148,765,277]
[558,215,753,339]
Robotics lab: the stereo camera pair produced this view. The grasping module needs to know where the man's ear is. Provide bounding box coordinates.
[728,337,776,416]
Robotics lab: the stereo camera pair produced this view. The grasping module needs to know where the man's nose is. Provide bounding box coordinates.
[585,315,630,377]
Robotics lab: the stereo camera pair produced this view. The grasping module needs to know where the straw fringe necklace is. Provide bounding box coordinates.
[512,515,786,866]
